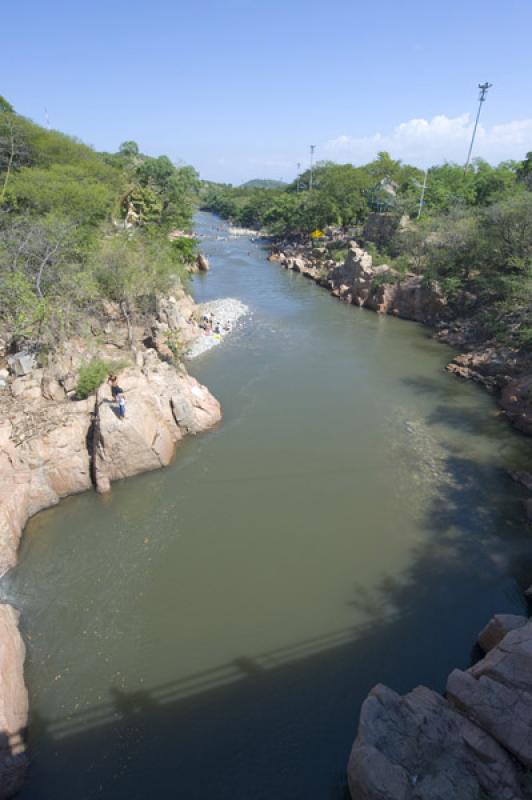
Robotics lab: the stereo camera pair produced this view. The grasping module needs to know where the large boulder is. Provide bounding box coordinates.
[196,253,210,272]
[0,357,221,572]
[448,620,532,767]
[477,613,528,652]
[7,352,36,378]
[0,605,28,799]
[328,242,375,306]
[347,683,521,800]
[348,619,532,799]
[326,243,446,324]
[93,364,221,493]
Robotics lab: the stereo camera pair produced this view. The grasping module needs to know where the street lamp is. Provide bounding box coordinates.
[464,82,492,173]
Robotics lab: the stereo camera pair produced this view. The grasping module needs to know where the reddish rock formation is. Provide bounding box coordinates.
[93,363,221,493]
[0,358,221,575]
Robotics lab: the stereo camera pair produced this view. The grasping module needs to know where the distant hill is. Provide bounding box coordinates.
[240,179,287,190]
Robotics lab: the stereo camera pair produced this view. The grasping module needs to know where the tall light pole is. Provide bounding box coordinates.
[417,169,428,219]
[296,162,301,192]
[309,145,316,190]
[464,82,492,174]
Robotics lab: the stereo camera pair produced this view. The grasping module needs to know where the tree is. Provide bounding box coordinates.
[517,152,532,190]
[0,96,14,113]
[0,211,93,342]
[119,140,139,156]
[0,113,29,202]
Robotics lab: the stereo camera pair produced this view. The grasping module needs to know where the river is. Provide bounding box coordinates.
[3,211,532,799]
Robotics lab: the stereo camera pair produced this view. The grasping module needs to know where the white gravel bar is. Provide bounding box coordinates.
[185,298,249,359]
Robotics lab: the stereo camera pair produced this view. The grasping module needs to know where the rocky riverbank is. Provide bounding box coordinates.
[0,286,238,576]
[268,237,532,799]
[270,239,532,436]
[348,613,532,800]
[271,239,532,507]
[0,280,250,796]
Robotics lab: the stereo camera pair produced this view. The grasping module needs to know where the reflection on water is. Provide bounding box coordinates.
[3,212,532,799]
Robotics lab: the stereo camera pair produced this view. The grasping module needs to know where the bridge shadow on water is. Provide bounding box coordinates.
[18,448,532,800]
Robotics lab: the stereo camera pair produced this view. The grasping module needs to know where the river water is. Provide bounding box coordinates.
[3,212,532,799]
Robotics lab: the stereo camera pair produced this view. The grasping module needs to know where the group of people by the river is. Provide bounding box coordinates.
[199,312,232,337]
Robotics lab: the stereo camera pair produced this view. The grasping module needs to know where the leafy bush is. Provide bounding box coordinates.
[0,109,197,350]
[76,358,127,399]
[170,236,197,262]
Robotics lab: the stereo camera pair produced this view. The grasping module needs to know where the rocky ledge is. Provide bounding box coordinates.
[348,613,532,800]
[0,353,221,577]
[0,284,230,795]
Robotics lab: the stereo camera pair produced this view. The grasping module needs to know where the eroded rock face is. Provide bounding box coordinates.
[326,244,447,324]
[0,360,221,574]
[348,683,521,800]
[0,422,32,578]
[0,605,29,799]
[93,364,221,493]
[279,241,447,325]
[348,619,532,800]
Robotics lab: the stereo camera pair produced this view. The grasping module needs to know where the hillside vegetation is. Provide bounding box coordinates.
[203,151,532,350]
[0,96,199,351]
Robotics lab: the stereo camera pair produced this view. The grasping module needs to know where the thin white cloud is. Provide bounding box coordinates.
[322,114,532,167]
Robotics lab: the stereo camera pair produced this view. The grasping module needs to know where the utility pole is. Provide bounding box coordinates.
[309,145,316,190]
[417,169,428,219]
[464,82,492,173]
[296,162,302,192]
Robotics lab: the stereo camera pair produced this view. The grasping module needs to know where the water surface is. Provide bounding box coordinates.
[4,212,532,799]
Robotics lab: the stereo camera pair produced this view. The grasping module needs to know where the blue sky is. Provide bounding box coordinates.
[4,0,532,183]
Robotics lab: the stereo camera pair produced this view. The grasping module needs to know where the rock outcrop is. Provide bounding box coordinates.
[0,356,221,576]
[0,283,227,797]
[348,617,532,800]
[0,605,28,799]
[277,241,447,324]
[93,362,221,493]
[196,252,210,272]
[477,613,528,653]
[0,400,93,576]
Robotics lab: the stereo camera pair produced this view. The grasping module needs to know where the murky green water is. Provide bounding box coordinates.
[3,212,532,799]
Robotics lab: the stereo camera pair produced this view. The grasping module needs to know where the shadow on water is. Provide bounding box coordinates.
[11,214,532,799]
[18,450,532,800]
